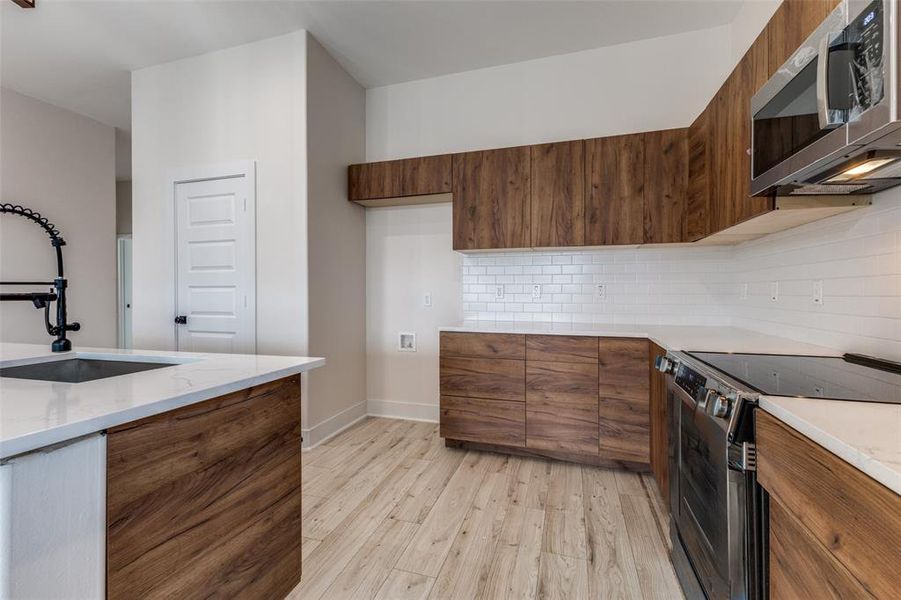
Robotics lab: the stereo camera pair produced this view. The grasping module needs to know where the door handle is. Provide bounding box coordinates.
[174,315,187,325]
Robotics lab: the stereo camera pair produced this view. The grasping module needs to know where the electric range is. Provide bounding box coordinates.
[685,352,901,404]
[656,349,901,599]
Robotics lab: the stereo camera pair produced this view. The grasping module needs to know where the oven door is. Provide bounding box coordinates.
[668,377,732,599]
[751,1,852,196]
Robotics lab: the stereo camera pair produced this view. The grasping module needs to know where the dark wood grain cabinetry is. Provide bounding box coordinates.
[585,133,645,246]
[530,141,585,247]
[106,376,303,600]
[452,147,531,250]
[525,336,599,455]
[349,0,847,247]
[440,332,651,468]
[585,129,687,245]
[644,129,689,244]
[440,396,525,447]
[757,411,901,599]
[348,154,451,202]
[598,338,651,463]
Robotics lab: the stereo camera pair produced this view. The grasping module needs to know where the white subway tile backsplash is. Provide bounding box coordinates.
[460,191,901,359]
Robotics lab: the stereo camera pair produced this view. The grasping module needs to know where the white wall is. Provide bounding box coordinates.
[365,204,461,422]
[305,34,368,442]
[0,88,116,347]
[365,25,733,161]
[131,32,308,357]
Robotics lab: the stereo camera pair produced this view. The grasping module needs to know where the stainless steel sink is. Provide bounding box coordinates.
[0,358,176,383]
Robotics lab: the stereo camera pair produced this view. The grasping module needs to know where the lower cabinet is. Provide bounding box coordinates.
[526,360,599,454]
[106,376,303,599]
[757,411,901,599]
[439,396,525,447]
[598,338,650,463]
[439,332,650,468]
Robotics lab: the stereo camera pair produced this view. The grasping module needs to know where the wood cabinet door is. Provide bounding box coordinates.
[585,134,645,245]
[598,338,650,463]
[525,335,598,364]
[526,361,599,454]
[757,412,901,599]
[440,396,525,447]
[530,140,585,247]
[107,376,303,600]
[440,331,525,360]
[732,27,774,226]
[348,155,451,201]
[643,128,688,244]
[769,499,871,600]
[439,356,525,402]
[685,108,711,242]
[452,147,530,250]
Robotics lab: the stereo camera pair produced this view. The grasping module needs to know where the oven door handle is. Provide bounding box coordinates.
[816,36,832,129]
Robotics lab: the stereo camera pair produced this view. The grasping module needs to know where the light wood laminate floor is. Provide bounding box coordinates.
[288,417,683,600]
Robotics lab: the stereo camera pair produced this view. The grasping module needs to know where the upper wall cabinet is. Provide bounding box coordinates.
[348,154,452,204]
[530,141,585,248]
[585,133,645,246]
[585,129,687,245]
[452,147,531,251]
[644,129,688,244]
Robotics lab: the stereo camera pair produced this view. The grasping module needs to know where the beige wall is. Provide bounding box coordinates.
[305,34,367,436]
[115,181,131,235]
[0,88,116,347]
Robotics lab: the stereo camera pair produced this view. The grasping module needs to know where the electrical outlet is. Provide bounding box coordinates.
[531,284,541,299]
[495,285,505,300]
[596,284,607,300]
[770,282,779,302]
[423,292,432,307]
[740,283,748,300]
[813,280,824,305]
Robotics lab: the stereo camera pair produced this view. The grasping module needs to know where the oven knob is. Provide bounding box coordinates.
[712,395,732,419]
[655,355,676,374]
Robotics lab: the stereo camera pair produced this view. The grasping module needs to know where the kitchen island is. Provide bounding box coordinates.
[0,343,324,600]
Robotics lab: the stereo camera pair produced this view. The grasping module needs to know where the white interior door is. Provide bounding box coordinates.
[175,166,255,354]
[117,236,133,349]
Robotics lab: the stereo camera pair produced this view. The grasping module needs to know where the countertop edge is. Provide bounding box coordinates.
[1,357,324,460]
[758,397,900,496]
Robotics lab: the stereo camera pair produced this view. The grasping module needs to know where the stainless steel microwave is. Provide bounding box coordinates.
[751,0,901,196]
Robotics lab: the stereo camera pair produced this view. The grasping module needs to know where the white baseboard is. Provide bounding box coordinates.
[367,399,439,423]
[301,400,368,449]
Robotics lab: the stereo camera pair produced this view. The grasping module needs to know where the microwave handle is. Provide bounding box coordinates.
[816,35,836,129]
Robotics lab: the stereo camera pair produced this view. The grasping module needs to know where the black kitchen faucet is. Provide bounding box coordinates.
[0,203,80,351]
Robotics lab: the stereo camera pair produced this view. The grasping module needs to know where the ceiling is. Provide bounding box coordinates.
[1,0,744,131]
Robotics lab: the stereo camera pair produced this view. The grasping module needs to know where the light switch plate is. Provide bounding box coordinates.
[596,284,607,300]
[770,282,779,302]
[813,280,824,305]
[740,283,748,300]
[424,292,432,307]
[531,284,541,299]
[495,285,505,300]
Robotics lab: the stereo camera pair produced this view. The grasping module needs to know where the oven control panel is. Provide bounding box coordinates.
[675,363,707,401]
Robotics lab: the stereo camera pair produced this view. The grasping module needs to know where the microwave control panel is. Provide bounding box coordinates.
[849,0,884,111]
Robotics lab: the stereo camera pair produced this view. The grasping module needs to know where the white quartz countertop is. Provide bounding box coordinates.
[760,396,901,495]
[441,320,900,496]
[439,321,838,355]
[0,343,324,459]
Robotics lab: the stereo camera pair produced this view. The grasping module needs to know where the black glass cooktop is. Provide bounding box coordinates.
[687,352,901,404]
